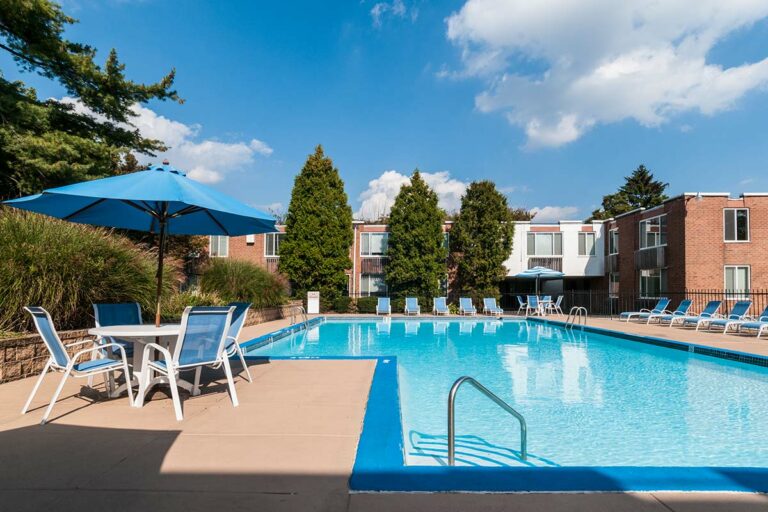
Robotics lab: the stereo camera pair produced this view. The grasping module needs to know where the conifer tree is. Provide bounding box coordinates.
[279,146,353,305]
[450,181,514,300]
[589,165,668,220]
[385,170,446,299]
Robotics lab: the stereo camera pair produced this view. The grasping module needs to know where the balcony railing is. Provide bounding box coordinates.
[606,253,619,273]
[265,257,280,273]
[527,257,562,271]
[635,246,665,270]
[360,257,387,274]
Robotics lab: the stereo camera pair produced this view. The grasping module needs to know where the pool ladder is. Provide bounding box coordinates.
[448,376,527,465]
[565,306,588,329]
[289,305,309,329]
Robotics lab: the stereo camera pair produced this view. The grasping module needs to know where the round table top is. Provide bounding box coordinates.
[88,324,181,338]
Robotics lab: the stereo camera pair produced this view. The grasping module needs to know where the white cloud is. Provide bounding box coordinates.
[446,0,768,148]
[356,170,468,220]
[370,0,417,27]
[60,98,272,184]
[529,205,579,222]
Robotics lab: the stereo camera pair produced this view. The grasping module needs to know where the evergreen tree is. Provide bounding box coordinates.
[279,146,353,305]
[589,165,669,220]
[450,181,515,300]
[385,170,446,299]
[0,0,179,198]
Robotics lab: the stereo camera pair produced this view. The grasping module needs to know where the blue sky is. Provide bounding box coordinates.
[4,0,768,221]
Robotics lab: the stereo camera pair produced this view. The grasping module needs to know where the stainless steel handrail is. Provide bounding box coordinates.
[448,376,527,465]
[565,306,587,328]
[289,305,309,329]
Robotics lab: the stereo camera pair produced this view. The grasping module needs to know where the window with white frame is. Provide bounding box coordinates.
[724,209,749,242]
[639,268,666,298]
[609,229,619,255]
[526,232,563,256]
[639,214,667,249]
[360,274,387,296]
[264,232,285,257]
[725,265,750,296]
[578,232,596,256]
[361,232,388,256]
[609,272,620,297]
[209,235,229,257]
[442,232,450,250]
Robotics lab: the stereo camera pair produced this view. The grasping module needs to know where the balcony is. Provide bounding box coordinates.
[606,253,619,273]
[265,257,280,273]
[635,246,665,270]
[527,257,562,272]
[360,257,387,274]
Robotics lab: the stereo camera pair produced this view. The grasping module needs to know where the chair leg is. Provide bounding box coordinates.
[121,359,134,407]
[221,357,239,407]
[22,359,52,414]
[193,367,202,395]
[166,369,184,421]
[236,346,252,383]
[41,366,73,425]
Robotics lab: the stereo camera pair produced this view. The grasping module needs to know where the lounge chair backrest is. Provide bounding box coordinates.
[226,302,252,344]
[527,296,538,307]
[377,297,390,310]
[434,297,447,310]
[406,297,418,310]
[700,301,721,317]
[93,302,142,327]
[553,296,563,307]
[653,298,671,313]
[674,300,692,314]
[727,301,752,319]
[25,307,69,367]
[483,298,495,309]
[460,297,474,311]
[516,296,526,307]
[174,306,234,367]
[757,305,768,321]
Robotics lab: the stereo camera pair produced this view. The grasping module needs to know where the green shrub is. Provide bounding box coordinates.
[200,258,288,309]
[0,209,174,332]
[161,289,224,322]
[332,295,352,313]
[356,297,379,314]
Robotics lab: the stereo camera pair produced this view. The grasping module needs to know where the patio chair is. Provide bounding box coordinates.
[702,300,752,332]
[376,297,391,315]
[404,297,421,316]
[674,300,722,329]
[224,302,253,382]
[91,302,143,388]
[732,305,768,338]
[545,296,564,315]
[647,299,692,325]
[137,306,237,421]
[525,295,540,316]
[721,303,767,335]
[619,298,670,322]
[433,297,449,315]
[22,307,134,425]
[459,297,476,316]
[482,298,504,316]
[516,296,527,315]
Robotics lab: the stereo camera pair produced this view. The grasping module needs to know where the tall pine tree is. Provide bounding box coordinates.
[589,165,669,220]
[279,146,353,305]
[450,181,514,300]
[385,170,446,299]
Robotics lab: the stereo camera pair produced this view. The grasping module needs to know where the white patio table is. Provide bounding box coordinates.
[87,324,200,406]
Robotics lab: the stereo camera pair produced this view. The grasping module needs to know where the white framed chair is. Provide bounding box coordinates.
[545,296,564,315]
[22,306,133,425]
[516,296,527,315]
[91,302,143,388]
[224,302,253,382]
[137,306,237,421]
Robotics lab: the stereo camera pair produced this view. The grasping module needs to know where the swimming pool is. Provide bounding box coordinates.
[247,317,768,470]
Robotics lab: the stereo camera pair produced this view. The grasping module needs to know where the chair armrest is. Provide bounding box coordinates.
[639,308,652,313]
[71,342,128,363]
[139,342,174,370]
[65,338,98,348]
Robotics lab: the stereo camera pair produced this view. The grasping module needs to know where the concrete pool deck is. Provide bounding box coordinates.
[0,313,767,511]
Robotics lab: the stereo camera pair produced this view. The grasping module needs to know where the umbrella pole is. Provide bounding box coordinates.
[154,219,167,327]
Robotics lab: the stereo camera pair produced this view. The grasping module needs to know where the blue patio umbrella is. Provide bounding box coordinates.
[514,266,565,294]
[4,162,276,325]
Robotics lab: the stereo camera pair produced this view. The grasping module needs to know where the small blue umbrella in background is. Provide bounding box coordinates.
[514,266,565,294]
[4,161,276,325]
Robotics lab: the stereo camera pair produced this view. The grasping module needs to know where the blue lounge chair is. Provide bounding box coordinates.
[525,295,540,316]
[619,298,670,322]
[405,297,420,316]
[703,300,752,332]
[674,300,722,329]
[376,297,391,315]
[433,297,449,315]
[459,297,476,316]
[137,306,237,421]
[516,296,527,315]
[225,302,253,382]
[648,299,692,324]
[23,307,134,424]
[733,305,768,338]
[483,298,504,316]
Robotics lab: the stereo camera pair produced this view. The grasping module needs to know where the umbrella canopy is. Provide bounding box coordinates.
[513,266,565,294]
[4,162,276,325]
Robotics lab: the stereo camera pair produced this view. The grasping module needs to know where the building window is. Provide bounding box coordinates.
[442,232,450,250]
[639,268,666,298]
[264,232,285,257]
[209,235,229,257]
[361,232,388,256]
[724,209,749,242]
[725,266,750,297]
[578,232,596,256]
[609,272,620,297]
[527,232,563,256]
[639,214,667,249]
[360,274,387,296]
[245,234,255,245]
[608,229,619,255]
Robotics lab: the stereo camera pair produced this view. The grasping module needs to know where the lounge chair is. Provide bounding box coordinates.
[733,305,768,338]
[405,297,421,316]
[525,295,540,316]
[619,298,670,322]
[483,298,504,316]
[674,300,722,329]
[433,297,449,315]
[703,300,752,332]
[459,297,476,316]
[23,307,134,424]
[376,297,391,315]
[225,302,253,382]
[515,296,527,315]
[545,296,564,315]
[648,299,692,324]
[721,304,768,335]
[137,306,238,421]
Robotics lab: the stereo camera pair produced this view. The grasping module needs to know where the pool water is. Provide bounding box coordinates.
[248,318,768,468]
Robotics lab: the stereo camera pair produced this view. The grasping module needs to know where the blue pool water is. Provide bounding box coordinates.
[248,318,768,468]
